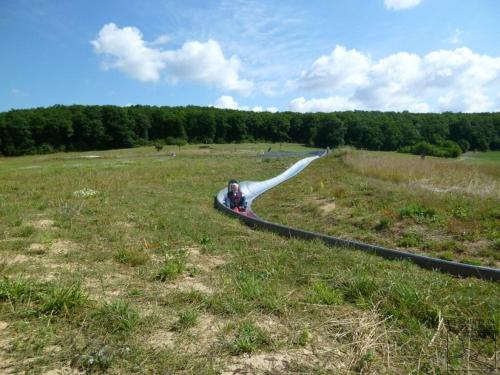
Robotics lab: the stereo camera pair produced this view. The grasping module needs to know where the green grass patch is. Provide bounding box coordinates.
[154,251,187,282]
[115,247,150,266]
[92,300,140,334]
[170,308,199,331]
[221,321,272,355]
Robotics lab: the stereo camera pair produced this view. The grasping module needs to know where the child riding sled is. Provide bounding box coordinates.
[224,180,247,212]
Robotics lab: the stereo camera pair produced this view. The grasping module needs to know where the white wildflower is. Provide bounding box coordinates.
[73,188,99,198]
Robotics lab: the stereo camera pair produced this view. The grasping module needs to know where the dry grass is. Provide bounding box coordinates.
[344,150,500,199]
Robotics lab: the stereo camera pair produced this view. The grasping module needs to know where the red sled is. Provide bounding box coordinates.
[232,207,256,218]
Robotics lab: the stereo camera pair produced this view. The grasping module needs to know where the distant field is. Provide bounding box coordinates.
[0,144,498,373]
[463,150,500,161]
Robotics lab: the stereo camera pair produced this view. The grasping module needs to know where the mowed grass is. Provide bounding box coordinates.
[0,144,499,373]
[463,150,500,162]
[255,148,500,268]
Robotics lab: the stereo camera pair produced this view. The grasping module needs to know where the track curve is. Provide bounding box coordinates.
[214,151,500,281]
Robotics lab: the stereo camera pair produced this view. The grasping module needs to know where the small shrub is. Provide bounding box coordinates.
[165,137,187,151]
[153,142,164,152]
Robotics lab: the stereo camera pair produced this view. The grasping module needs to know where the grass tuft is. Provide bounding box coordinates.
[306,281,343,305]
[39,282,87,315]
[170,308,199,331]
[115,247,150,267]
[154,251,187,282]
[221,321,272,355]
[92,300,140,334]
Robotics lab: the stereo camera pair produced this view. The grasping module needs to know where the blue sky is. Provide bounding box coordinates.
[2,0,500,113]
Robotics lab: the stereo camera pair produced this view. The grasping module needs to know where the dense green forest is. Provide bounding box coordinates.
[0,105,499,157]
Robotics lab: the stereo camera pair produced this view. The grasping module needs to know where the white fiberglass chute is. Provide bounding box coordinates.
[216,153,324,213]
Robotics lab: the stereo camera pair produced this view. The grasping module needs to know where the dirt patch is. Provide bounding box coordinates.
[83,271,132,301]
[28,243,47,254]
[50,240,79,255]
[41,367,83,375]
[3,254,29,265]
[186,247,227,273]
[183,314,221,353]
[148,330,176,349]
[166,275,214,294]
[0,321,15,375]
[33,219,55,229]
[222,349,318,374]
[319,202,336,215]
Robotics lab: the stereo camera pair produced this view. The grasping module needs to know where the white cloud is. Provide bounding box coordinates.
[297,46,371,91]
[289,96,360,112]
[162,40,253,94]
[91,23,253,94]
[293,45,500,112]
[213,96,278,112]
[384,0,422,11]
[91,23,166,82]
[149,34,171,46]
[11,88,29,97]
[449,29,463,45]
[214,95,240,110]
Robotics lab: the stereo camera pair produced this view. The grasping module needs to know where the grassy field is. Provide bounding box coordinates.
[463,150,500,162]
[0,144,499,374]
[256,148,500,268]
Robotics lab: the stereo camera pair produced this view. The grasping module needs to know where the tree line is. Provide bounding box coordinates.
[0,104,499,157]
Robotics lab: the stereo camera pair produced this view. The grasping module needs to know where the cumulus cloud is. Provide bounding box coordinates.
[91,23,166,82]
[91,23,253,94]
[214,95,240,110]
[292,45,500,112]
[289,96,361,113]
[297,46,371,91]
[384,0,422,11]
[162,40,253,94]
[214,96,277,112]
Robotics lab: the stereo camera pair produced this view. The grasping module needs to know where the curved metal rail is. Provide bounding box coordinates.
[214,151,500,281]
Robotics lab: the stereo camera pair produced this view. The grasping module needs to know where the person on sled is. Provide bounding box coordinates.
[225,180,247,212]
